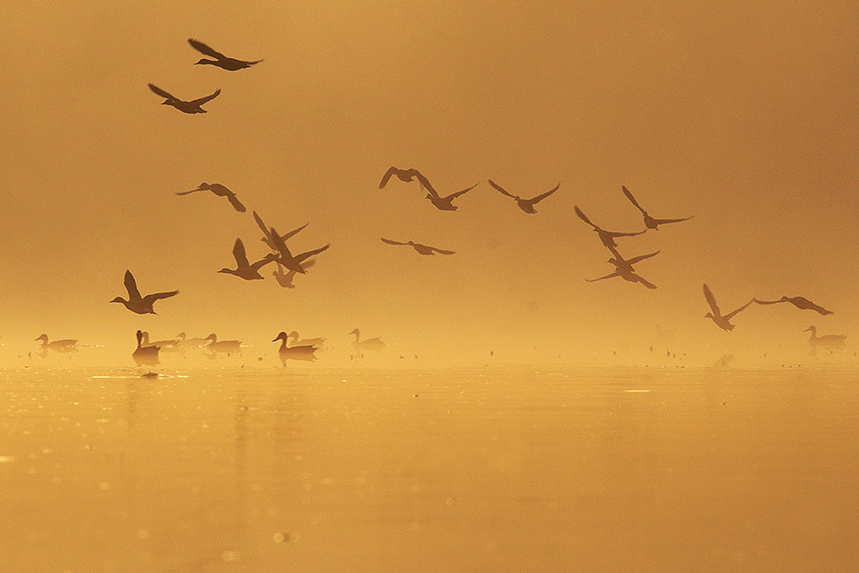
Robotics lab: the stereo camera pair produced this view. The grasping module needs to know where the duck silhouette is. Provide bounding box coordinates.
[253,211,308,252]
[753,296,833,316]
[622,186,693,230]
[287,331,326,348]
[488,180,560,214]
[140,331,180,352]
[188,38,262,70]
[804,326,846,353]
[272,259,315,288]
[381,238,455,255]
[148,83,220,114]
[349,329,385,357]
[175,332,209,350]
[270,226,330,275]
[204,334,242,356]
[586,267,657,289]
[34,334,77,353]
[132,330,160,367]
[273,331,318,365]
[379,167,476,211]
[111,270,178,315]
[605,244,659,274]
[574,205,645,248]
[218,238,277,280]
[703,284,753,332]
[177,183,246,212]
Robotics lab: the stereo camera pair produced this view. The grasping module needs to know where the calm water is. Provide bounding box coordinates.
[1,364,857,572]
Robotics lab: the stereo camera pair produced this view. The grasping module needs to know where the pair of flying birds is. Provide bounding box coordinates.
[703,284,834,332]
[148,39,262,114]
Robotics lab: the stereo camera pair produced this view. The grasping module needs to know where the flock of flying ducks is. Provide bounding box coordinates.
[36,38,848,365]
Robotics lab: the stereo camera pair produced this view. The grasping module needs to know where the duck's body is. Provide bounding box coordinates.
[488,180,560,214]
[219,238,277,280]
[176,332,209,350]
[140,332,180,352]
[34,334,77,353]
[132,330,160,367]
[606,245,659,274]
[287,331,326,348]
[753,296,833,316]
[188,38,262,70]
[349,329,385,357]
[111,270,178,315]
[574,205,645,248]
[703,284,753,332]
[177,182,246,212]
[270,226,330,275]
[381,238,455,255]
[424,182,477,211]
[804,326,846,352]
[273,331,318,365]
[204,334,242,355]
[148,83,220,114]
[622,186,693,230]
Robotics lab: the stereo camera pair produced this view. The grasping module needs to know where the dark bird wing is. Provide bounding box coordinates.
[529,182,561,203]
[430,246,456,255]
[270,227,295,260]
[416,172,440,198]
[187,38,228,60]
[142,290,179,305]
[724,299,754,320]
[175,188,204,195]
[124,270,142,300]
[632,273,658,289]
[253,211,273,243]
[232,238,251,268]
[487,180,517,199]
[294,244,330,263]
[622,185,647,215]
[190,89,221,106]
[226,193,245,212]
[381,238,408,246]
[279,223,309,242]
[444,183,479,200]
[148,83,177,101]
[703,284,722,316]
[586,271,620,283]
[626,251,660,265]
[650,215,693,225]
[574,205,597,228]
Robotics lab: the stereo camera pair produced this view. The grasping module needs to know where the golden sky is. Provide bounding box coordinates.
[2,1,857,365]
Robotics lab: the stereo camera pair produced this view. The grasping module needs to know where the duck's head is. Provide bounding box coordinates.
[273,332,288,342]
[35,334,48,343]
[110,297,126,304]
[804,326,816,334]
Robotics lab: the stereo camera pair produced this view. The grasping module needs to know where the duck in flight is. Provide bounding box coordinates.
[379,167,476,211]
[574,205,645,248]
[253,211,308,252]
[381,238,455,255]
[273,259,315,288]
[111,270,178,315]
[273,331,318,365]
[622,186,693,230]
[147,83,220,114]
[753,296,833,316]
[586,266,657,290]
[218,238,277,280]
[703,283,754,332]
[177,183,246,212]
[187,38,262,71]
[605,244,659,274]
[34,334,77,353]
[270,227,330,275]
[804,325,846,353]
[488,180,560,214]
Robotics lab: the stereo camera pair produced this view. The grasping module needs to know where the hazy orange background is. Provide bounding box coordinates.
[2,1,857,365]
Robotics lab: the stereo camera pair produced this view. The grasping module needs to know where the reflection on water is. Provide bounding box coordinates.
[1,365,858,572]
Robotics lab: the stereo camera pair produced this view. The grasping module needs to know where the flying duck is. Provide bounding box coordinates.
[574,205,645,248]
[272,259,315,288]
[188,38,263,70]
[218,238,277,280]
[270,226,330,275]
[381,238,455,255]
[753,296,833,316]
[703,284,753,332]
[253,211,308,252]
[622,186,693,230]
[111,270,178,315]
[177,182,246,212]
[487,180,560,214]
[148,83,220,114]
[379,167,476,211]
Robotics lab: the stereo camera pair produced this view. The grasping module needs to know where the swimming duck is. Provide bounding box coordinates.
[487,180,560,214]
[132,330,160,367]
[272,259,315,288]
[574,205,645,248]
[349,329,386,357]
[753,296,833,316]
[140,331,180,352]
[188,38,263,71]
[381,238,455,255]
[218,238,277,280]
[703,284,753,332]
[111,270,178,315]
[34,334,77,353]
[175,332,209,350]
[204,334,242,355]
[177,182,246,212]
[287,331,326,348]
[622,186,693,230]
[804,326,846,352]
[273,331,318,365]
[147,83,220,114]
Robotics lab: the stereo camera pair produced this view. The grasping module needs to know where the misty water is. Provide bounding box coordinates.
[2,363,857,572]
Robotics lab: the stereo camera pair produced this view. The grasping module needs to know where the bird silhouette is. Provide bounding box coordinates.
[253,211,308,252]
[574,205,645,248]
[187,38,262,70]
[349,329,385,357]
[147,83,220,114]
[272,259,315,288]
[753,296,833,316]
[381,238,455,255]
[605,244,659,274]
[273,331,318,365]
[132,330,160,367]
[622,186,693,230]
[218,238,277,280]
[286,331,326,348]
[111,270,178,315]
[804,326,846,353]
[34,334,77,353]
[270,226,330,275]
[204,334,242,355]
[586,267,657,289]
[379,167,476,211]
[487,180,560,214]
[140,332,180,352]
[177,183,246,212]
[703,284,753,331]
[175,332,209,350]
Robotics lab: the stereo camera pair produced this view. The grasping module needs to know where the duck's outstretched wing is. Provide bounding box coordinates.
[530,182,561,203]
[188,38,228,60]
[631,273,658,290]
[142,290,179,305]
[124,270,142,300]
[444,183,479,200]
[754,296,833,315]
[487,180,516,199]
[626,251,660,266]
[586,271,620,283]
[232,238,251,268]
[226,192,245,212]
[379,167,420,189]
[703,284,721,316]
[148,83,178,101]
[190,89,221,106]
[622,185,647,215]
[724,299,754,320]
[381,238,408,246]
[294,244,330,264]
[574,205,597,228]
[650,215,693,226]
[430,246,455,255]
